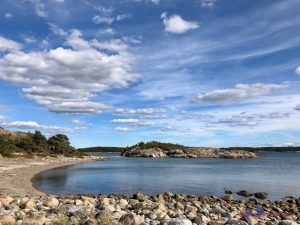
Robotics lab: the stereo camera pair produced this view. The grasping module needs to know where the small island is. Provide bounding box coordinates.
[121,141,260,159]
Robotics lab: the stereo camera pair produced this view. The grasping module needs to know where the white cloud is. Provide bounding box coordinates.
[113,108,167,119]
[295,105,300,110]
[24,36,37,43]
[111,118,139,124]
[111,118,156,127]
[69,119,86,125]
[161,125,176,131]
[114,127,130,132]
[49,23,67,36]
[200,0,216,8]
[295,66,300,75]
[193,82,290,104]
[134,0,160,4]
[4,12,14,19]
[92,14,130,25]
[0,116,82,134]
[0,36,21,52]
[216,112,291,127]
[52,0,64,2]
[136,121,156,126]
[35,3,47,18]
[161,13,199,34]
[0,30,139,114]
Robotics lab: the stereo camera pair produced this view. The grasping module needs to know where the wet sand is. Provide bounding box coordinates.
[0,157,104,197]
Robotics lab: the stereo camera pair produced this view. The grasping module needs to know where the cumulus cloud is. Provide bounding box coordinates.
[0,36,21,52]
[161,13,199,34]
[0,30,139,114]
[161,125,176,131]
[114,127,130,132]
[0,116,82,134]
[113,108,167,119]
[295,66,300,75]
[193,82,290,104]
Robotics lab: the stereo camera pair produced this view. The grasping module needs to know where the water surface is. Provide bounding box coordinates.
[33,152,300,199]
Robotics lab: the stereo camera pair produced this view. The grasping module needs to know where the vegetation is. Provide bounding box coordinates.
[53,215,71,225]
[0,127,83,158]
[78,146,123,153]
[127,141,185,151]
[221,146,300,152]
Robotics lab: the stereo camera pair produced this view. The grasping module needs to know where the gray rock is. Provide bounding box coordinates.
[254,192,268,199]
[236,190,254,197]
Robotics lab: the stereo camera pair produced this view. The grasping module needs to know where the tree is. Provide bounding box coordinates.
[49,134,70,146]
[33,131,47,146]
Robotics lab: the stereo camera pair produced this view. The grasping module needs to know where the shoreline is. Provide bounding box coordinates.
[0,157,300,224]
[0,156,105,197]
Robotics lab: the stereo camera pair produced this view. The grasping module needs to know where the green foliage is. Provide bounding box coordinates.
[0,129,81,157]
[98,212,117,225]
[129,141,185,151]
[78,146,123,152]
[53,214,71,225]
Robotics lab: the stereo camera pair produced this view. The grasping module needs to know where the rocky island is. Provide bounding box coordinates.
[121,142,260,159]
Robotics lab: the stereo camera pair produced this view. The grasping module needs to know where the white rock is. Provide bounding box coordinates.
[161,218,193,225]
[44,197,59,208]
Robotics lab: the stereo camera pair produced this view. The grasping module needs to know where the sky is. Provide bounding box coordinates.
[0,0,300,148]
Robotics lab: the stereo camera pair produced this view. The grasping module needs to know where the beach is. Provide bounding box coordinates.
[0,156,104,197]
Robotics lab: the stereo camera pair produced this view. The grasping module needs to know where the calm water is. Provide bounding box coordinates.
[33,152,300,199]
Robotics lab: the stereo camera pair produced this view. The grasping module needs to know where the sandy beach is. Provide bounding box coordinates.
[0,157,104,197]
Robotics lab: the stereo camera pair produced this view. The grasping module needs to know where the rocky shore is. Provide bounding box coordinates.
[0,192,299,225]
[122,147,260,159]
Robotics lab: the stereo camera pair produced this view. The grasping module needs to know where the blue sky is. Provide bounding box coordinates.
[0,0,300,148]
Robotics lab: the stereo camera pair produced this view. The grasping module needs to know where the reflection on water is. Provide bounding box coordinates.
[33,152,300,199]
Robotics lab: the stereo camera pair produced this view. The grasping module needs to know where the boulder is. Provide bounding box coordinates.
[0,196,14,206]
[44,197,59,208]
[25,199,36,209]
[254,192,268,200]
[225,221,248,225]
[236,190,253,197]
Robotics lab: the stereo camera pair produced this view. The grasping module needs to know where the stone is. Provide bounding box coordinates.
[225,189,233,194]
[225,220,248,225]
[236,190,254,197]
[161,218,193,225]
[254,192,268,200]
[25,199,36,209]
[0,196,14,206]
[75,199,84,206]
[278,220,299,225]
[223,195,234,201]
[1,215,16,225]
[119,199,129,208]
[44,197,59,208]
[119,213,144,225]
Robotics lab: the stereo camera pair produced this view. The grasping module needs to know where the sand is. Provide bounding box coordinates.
[0,157,103,197]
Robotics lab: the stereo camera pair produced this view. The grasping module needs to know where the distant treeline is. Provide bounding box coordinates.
[77,146,123,152]
[221,146,300,152]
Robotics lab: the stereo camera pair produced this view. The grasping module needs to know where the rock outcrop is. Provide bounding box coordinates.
[122,147,260,159]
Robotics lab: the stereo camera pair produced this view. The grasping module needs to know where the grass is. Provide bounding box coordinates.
[53,215,71,225]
